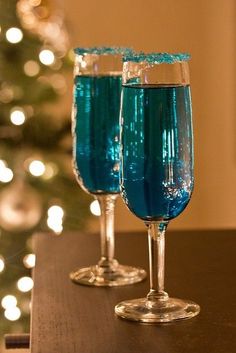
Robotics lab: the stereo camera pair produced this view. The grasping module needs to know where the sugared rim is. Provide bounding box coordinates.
[123,52,191,64]
[74,46,133,55]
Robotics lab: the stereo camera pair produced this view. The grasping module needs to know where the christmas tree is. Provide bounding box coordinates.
[0,0,91,335]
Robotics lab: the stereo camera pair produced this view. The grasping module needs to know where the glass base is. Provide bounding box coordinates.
[70,261,146,287]
[115,297,200,323]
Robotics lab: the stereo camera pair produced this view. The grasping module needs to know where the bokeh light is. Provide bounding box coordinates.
[47,218,63,234]
[24,60,40,77]
[0,256,5,272]
[17,276,34,292]
[10,107,26,125]
[0,160,13,183]
[0,85,14,103]
[0,160,7,168]
[39,49,55,65]
[1,295,17,309]
[47,205,64,219]
[90,200,101,216]
[23,254,36,269]
[28,160,46,177]
[0,166,13,183]
[47,205,64,234]
[4,307,21,321]
[6,27,23,43]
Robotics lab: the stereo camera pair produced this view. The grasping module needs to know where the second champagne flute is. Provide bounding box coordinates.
[70,47,146,286]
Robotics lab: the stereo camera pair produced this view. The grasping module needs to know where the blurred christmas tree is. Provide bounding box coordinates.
[0,0,91,335]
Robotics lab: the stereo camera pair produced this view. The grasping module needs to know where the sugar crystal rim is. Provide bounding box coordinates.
[123,52,191,64]
[74,47,133,55]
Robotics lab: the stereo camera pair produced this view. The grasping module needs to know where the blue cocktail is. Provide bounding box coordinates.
[115,52,200,322]
[73,75,121,194]
[70,47,146,286]
[121,84,193,220]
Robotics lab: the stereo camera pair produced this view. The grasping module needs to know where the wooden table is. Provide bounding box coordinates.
[30,230,236,353]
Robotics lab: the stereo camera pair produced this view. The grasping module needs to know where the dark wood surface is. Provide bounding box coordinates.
[31,229,236,353]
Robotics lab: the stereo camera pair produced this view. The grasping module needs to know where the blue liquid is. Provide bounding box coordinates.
[73,75,121,194]
[121,84,193,221]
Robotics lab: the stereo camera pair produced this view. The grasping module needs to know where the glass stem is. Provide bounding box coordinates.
[146,221,169,302]
[96,194,118,269]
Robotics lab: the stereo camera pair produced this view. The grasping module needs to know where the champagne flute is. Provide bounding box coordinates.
[70,47,146,286]
[115,52,200,321]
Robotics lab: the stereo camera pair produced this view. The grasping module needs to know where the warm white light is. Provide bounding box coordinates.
[23,254,36,269]
[39,49,55,65]
[0,159,13,183]
[1,295,17,309]
[0,160,7,169]
[6,27,23,44]
[47,218,63,234]
[17,276,34,292]
[0,167,13,183]
[90,200,101,216]
[10,107,26,125]
[0,256,5,272]
[24,60,40,77]
[4,307,21,321]
[29,160,46,176]
[47,205,64,234]
[47,205,64,219]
